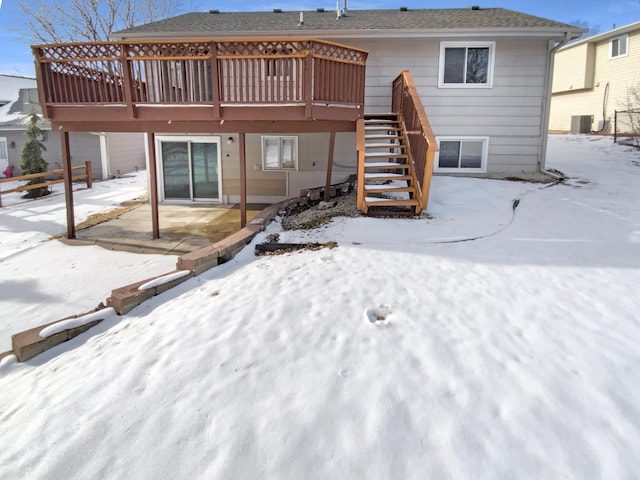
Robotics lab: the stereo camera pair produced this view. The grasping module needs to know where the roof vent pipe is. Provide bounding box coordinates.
[342,0,348,16]
[298,11,304,25]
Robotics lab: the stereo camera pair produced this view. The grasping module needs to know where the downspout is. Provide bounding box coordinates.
[99,133,109,180]
[539,32,572,177]
[591,82,610,133]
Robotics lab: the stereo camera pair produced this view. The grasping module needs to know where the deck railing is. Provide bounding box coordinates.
[33,39,367,122]
[391,70,438,211]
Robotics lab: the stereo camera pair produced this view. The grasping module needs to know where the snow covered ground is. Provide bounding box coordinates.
[0,172,177,351]
[1,135,639,479]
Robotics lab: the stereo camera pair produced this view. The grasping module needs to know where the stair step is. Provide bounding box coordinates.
[364,127,400,138]
[364,121,399,124]
[364,136,400,142]
[365,208,418,218]
[364,173,413,180]
[364,197,420,206]
[364,112,398,117]
[359,113,425,216]
[364,185,415,194]
[365,140,403,145]
[365,144,406,150]
[365,153,408,159]
[364,162,408,169]
[364,120,400,127]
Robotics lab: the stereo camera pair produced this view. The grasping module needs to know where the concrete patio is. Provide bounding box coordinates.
[63,202,270,255]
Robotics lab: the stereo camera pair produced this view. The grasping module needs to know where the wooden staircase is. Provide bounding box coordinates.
[357,113,422,216]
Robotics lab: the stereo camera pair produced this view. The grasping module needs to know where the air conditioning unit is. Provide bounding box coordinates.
[570,115,593,134]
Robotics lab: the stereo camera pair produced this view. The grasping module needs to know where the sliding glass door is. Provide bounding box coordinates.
[158,136,221,201]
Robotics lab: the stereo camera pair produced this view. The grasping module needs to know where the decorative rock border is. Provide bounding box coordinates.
[11,312,105,362]
[0,197,308,364]
[106,270,195,315]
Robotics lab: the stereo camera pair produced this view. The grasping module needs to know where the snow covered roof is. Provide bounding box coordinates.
[0,74,36,106]
[0,76,49,130]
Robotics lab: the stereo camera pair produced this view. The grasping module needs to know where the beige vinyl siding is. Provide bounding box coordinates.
[552,43,596,93]
[339,37,548,173]
[550,28,640,132]
[222,132,356,202]
[103,133,145,177]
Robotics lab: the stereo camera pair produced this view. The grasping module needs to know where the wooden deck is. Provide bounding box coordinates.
[32,38,368,129]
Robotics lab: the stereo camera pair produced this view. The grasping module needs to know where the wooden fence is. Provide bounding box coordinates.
[0,161,92,207]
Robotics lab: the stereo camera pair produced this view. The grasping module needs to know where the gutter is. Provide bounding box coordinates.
[539,31,574,177]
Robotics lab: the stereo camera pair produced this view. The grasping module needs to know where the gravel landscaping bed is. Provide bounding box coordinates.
[281,192,361,230]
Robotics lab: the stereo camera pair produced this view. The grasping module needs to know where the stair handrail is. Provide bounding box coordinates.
[356,118,366,211]
[395,113,422,199]
[391,70,438,211]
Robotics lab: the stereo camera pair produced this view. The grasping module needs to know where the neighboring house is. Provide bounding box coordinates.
[0,75,36,176]
[0,74,145,179]
[549,21,640,133]
[30,7,582,236]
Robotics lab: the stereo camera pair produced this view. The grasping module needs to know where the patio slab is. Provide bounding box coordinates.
[62,203,270,255]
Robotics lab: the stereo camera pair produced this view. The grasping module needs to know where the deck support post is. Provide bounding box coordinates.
[146,132,160,239]
[239,132,247,228]
[304,49,314,119]
[60,130,76,239]
[210,42,221,119]
[120,44,137,119]
[324,131,336,202]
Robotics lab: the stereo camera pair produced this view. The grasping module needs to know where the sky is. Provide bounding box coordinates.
[0,0,639,77]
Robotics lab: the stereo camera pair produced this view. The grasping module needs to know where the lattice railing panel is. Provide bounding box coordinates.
[216,40,310,57]
[127,42,214,59]
[312,42,367,64]
[35,43,122,62]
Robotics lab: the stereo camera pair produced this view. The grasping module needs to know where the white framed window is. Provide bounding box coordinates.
[434,137,489,173]
[438,41,495,88]
[262,136,298,170]
[610,34,628,59]
[0,138,8,163]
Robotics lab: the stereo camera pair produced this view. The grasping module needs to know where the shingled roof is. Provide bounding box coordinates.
[114,8,581,38]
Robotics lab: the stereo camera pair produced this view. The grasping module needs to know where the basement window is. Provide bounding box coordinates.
[439,41,495,88]
[434,137,488,173]
[610,34,628,59]
[262,136,298,170]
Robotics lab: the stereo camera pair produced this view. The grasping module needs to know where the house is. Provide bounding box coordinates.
[30,7,582,239]
[549,21,640,134]
[0,74,145,180]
